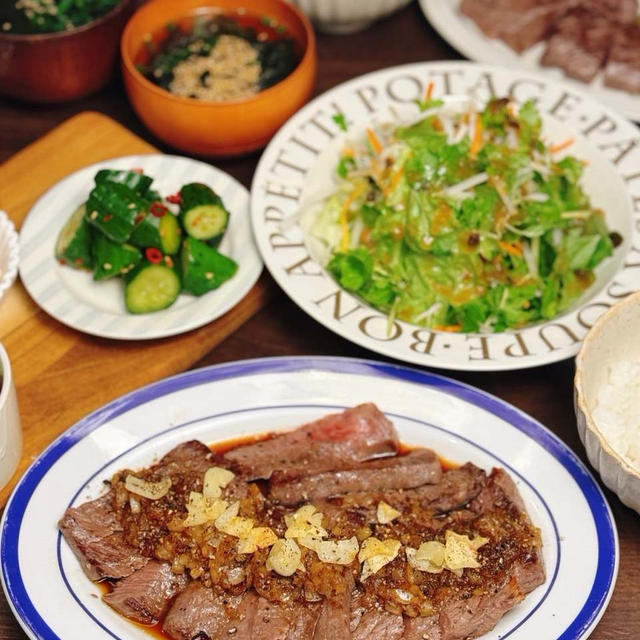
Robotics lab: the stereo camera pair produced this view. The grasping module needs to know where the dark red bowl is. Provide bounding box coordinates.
[0,0,135,103]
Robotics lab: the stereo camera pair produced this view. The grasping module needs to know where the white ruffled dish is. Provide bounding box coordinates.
[575,291,640,514]
[290,0,411,33]
[0,211,19,305]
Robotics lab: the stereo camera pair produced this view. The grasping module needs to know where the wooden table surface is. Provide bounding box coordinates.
[0,3,637,639]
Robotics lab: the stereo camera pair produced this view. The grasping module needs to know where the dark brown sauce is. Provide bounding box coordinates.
[99,433,459,638]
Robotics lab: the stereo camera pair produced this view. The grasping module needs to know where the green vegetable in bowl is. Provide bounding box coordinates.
[311,97,621,333]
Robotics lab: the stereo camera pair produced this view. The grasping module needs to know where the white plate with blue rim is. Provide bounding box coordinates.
[250,61,640,371]
[0,356,617,640]
[18,154,262,340]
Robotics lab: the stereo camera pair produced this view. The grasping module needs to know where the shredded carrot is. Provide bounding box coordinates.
[550,137,574,153]
[360,227,371,245]
[383,167,405,196]
[366,128,383,155]
[498,240,523,257]
[342,146,355,158]
[425,81,434,100]
[339,183,366,251]
[433,324,462,333]
[470,117,483,156]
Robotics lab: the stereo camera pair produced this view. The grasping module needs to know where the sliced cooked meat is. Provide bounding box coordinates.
[58,494,148,581]
[269,449,442,505]
[102,560,188,624]
[541,9,614,82]
[163,582,258,640]
[403,615,441,640]
[582,0,638,23]
[224,404,399,479]
[439,576,523,640]
[603,24,640,93]
[460,0,566,52]
[251,598,320,640]
[318,463,486,530]
[154,439,220,476]
[312,569,354,640]
[351,608,404,640]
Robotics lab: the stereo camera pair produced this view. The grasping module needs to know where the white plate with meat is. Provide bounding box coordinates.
[419,0,640,122]
[0,357,617,640]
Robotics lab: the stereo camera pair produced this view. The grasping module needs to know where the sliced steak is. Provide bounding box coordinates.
[59,494,148,581]
[313,569,354,640]
[460,0,566,52]
[603,24,640,94]
[318,463,486,529]
[403,615,441,640]
[103,560,188,624]
[351,608,404,640]
[163,582,257,640]
[541,9,614,82]
[583,0,638,23]
[439,576,523,640]
[225,404,398,480]
[270,449,442,505]
[251,598,320,640]
[154,440,219,477]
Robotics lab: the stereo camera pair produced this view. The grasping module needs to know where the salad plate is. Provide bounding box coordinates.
[0,356,617,640]
[19,154,262,340]
[418,0,640,123]
[251,61,640,371]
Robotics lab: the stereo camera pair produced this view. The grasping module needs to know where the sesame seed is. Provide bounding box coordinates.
[2,22,11,31]
[128,202,136,209]
[205,272,213,279]
[90,211,98,220]
[103,263,112,270]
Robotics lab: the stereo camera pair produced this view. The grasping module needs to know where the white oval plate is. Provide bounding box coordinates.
[0,356,617,640]
[250,61,640,371]
[419,0,640,123]
[19,154,262,340]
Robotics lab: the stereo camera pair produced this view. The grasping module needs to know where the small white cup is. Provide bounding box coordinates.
[0,343,22,490]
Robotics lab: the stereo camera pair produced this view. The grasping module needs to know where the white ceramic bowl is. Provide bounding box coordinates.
[0,343,22,490]
[0,211,19,304]
[290,0,412,33]
[574,291,640,514]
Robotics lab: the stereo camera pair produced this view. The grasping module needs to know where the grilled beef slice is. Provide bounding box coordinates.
[350,605,404,640]
[541,8,614,82]
[58,494,148,581]
[102,560,188,624]
[604,24,640,93]
[312,569,354,640]
[582,0,638,23]
[224,404,399,480]
[460,0,566,52]
[163,582,258,639]
[250,598,320,640]
[269,449,442,505]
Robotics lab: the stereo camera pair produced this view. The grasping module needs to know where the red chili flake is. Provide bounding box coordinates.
[131,167,143,174]
[135,213,145,224]
[74,257,84,265]
[166,192,182,205]
[164,255,174,268]
[146,247,163,263]
[103,214,113,222]
[150,202,168,218]
[59,258,67,265]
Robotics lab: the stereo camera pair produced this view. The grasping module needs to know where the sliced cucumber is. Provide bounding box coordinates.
[86,182,148,244]
[124,262,181,314]
[180,237,237,296]
[129,211,182,255]
[94,169,153,196]
[92,234,141,281]
[55,204,93,270]
[180,183,229,246]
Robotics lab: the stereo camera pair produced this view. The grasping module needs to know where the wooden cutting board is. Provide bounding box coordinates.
[0,111,273,505]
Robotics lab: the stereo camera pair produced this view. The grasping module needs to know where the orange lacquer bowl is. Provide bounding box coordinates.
[121,0,317,156]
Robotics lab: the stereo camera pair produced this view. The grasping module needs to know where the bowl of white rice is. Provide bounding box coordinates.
[575,291,640,514]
